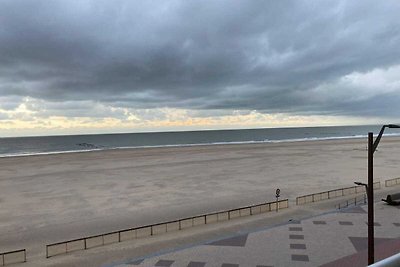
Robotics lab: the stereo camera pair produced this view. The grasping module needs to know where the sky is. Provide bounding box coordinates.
[1,0,400,136]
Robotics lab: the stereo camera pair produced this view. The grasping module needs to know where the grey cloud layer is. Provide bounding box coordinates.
[1,0,400,117]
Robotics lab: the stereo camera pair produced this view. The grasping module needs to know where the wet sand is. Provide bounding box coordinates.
[0,137,399,258]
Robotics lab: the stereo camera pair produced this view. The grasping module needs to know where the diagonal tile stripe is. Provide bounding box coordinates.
[207,234,248,247]
[348,237,393,252]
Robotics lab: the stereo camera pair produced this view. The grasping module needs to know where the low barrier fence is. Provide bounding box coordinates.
[296,182,381,205]
[46,198,289,258]
[335,194,367,210]
[0,249,26,266]
[385,177,400,187]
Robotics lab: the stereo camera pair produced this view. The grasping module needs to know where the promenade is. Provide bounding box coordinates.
[4,186,400,267]
[111,202,400,267]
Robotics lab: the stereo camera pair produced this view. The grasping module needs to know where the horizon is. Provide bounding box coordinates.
[0,123,391,139]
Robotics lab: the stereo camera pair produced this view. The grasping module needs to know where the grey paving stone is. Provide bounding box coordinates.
[126,259,144,265]
[221,264,239,267]
[290,243,306,249]
[339,221,353,225]
[289,234,304,240]
[291,254,309,262]
[256,265,273,267]
[313,220,326,225]
[155,260,175,266]
[340,206,367,213]
[365,222,381,226]
[289,227,303,231]
[187,262,206,267]
[208,234,248,247]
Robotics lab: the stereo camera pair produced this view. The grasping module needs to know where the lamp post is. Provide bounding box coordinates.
[366,124,400,265]
[354,181,368,199]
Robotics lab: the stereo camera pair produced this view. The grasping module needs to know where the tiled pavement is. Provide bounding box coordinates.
[110,203,400,267]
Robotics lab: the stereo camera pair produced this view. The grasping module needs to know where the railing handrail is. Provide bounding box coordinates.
[297,182,380,200]
[385,177,400,187]
[336,194,367,210]
[0,249,26,257]
[46,198,288,248]
[1,249,26,266]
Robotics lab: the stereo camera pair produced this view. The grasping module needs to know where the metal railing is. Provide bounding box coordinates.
[335,194,367,210]
[0,249,26,266]
[296,182,381,205]
[370,252,400,267]
[46,199,289,258]
[385,177,400,187]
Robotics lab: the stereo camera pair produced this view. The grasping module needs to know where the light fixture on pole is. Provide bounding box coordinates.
[354,181,368,195]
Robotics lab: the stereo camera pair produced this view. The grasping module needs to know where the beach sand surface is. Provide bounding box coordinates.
[0,137,399,258]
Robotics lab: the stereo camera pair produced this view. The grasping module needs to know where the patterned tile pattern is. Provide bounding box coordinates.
[113,204,400,267]
[289,234,304,240]
[155,260,174,266]
[340,206,367,214]
[291,254,309,262]
[187,262,206,267]
[125,259,144,265]
[290,244,306,249]
[364,222,381,226]
[348,237,393,252]
[339,221,353,225]
[207,234,248,247]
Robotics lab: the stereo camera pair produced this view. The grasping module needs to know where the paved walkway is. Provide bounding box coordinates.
[110,203,400,267]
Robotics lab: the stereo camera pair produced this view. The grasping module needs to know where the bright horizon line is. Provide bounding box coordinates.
[0,123,388,139]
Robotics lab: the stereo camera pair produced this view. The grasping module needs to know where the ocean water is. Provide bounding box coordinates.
[1,125,400,157]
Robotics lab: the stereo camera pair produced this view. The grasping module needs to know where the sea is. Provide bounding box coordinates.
[1,125,400,158]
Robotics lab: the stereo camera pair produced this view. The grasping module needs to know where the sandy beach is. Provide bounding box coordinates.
[1,137,400,260]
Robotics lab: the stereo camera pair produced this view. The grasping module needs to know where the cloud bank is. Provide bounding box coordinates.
[1,0,400,134]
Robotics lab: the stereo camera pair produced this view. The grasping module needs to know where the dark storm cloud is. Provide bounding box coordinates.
[1,0,400,117]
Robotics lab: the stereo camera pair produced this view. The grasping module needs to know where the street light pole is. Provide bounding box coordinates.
[367,124,400,265]
[368,132,374,265]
